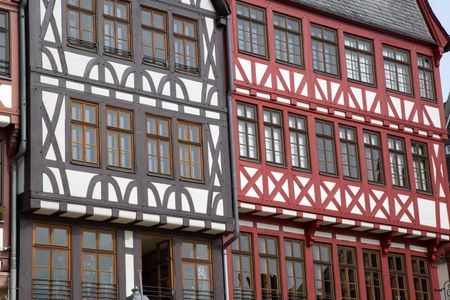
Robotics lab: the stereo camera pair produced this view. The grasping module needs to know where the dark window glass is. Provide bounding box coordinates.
[388,136,409,188]
[258,236,281,300]
[388,253,409,300]
[147,115,172,176]
[237,103,259,160]
[0,11,9,77]
[363,250,384,300]
[363,131,384,184]
[103,0,131,58]
[288,114,309,170]
[67,0,96,49]
[71,100,99,165]
[181,241,213,298]
[178,122,203,180]
[383,46,412,94]
[141,8,167,67]
[173,17,199,74]
[344,34,375,85]
[273,13,302,66]
[411,141,431,193]
[106,108,133,169]
[263,109,284,165]
[316,120,337,175]
[339,126,360,180]
[313,243,334,300]
[236,2,267,57]
[418,55,435,101]
[412,257,431,300]
[338,246,359,300]
[232,234,255,300]
[311,24,339,76]
[285,239,306,300]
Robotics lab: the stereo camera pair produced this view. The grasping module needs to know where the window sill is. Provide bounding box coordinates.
[313,69,341,80]
[147,172,174,180]
[180,177,205,184]
[347,78,376,89]
[107,166,135,174]
[70,160,101,169]
[238,49,270,62]
[275,59,304,70]
[386,88,414,98]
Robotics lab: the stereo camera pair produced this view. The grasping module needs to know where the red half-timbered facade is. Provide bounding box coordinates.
[226,0,450,299]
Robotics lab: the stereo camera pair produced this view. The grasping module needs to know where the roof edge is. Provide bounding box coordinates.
[417,0,450,52]
[212,0,230,16]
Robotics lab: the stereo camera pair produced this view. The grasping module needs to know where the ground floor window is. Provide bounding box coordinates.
[181,241,213,299]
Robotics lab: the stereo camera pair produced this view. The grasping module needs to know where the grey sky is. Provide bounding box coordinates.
[429,0,450,100]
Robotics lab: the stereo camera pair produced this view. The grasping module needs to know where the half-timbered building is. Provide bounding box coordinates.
[226,0,450,299]
[18,0,233,298]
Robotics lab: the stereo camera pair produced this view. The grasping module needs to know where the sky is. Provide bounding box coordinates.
[429,0,450,100]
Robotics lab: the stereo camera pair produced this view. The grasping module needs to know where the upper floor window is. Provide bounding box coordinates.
[67,0,96,49]
[32,224,71,299]
[273,13,302,66]
[173,17,199,74]
[363,131,384,185]
[316,120,337,176]
[344,34,375,85]
[363,250,384,300]
[178,122,203,181]
[232,234,255,299]
[311,24,339,76]
[338,246,359,300]
[313,243,334,300]
[339,126,360,180]
[289,114,310,171]
[71,100,99,165]
[411,141,431,193]
[181,241,213,298]
[106,108,133,169]
[411,257,431,300]
[141,8,167,67]
[147,115,172,176]
[418,55,435,101]
[285,239,306,299]
[236,2,267,57]
[263,108,284,165]
[258,236,281,300]
[81,230,117,299]
[0,11,9,77]
[388,136,409,188]
[383,45,412,94]
[388,253,409,300]
[237,102,259,161]
[104,0,131,58]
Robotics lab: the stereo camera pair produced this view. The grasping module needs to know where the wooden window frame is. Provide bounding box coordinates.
[313,243,334,300]
[67,0,97,50]
[388,136,409,189]
[81,229,117,300]
[0,11,9,77]
[344,34,376,86]
[339,125,361,180]
[70,100,100,166]
[273,12,303,67]
[173,16,199,75]
[103,0,132,58]
[315,120,338,176]
[388,253,409,300]
[411,256,431,300]
[337,246,359,300]
[288,114,310,171]
[178,121,204,181]
[362,250,384,300]
[263,108,285,166]
[237,102,260,161]
[146,115,173,177]
[284,239,306,300]
[106,107,134,170]
[258,235,281,300]
[32,224,71,299]
[236,2,268,58]
[383,45,413,95]
[363,130,385,185]
[181,240,213,298]
[232,234,255,299]
[310,24,340,77]
[417,54,436,102]
[141,7,168,68]
[411,141,432,193]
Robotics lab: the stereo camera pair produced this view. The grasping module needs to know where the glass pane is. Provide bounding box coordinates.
[53,252,67,268]
[53,228,68,247]
[196,243,209,260]
[35,226,50,245]
[83,231,96,249]
[35,249,50,266]
[99,233,113,251]
[182,242,194,259]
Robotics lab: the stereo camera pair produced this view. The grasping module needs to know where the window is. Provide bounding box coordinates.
[258,236,281,300]
[173,17,199,74]
[237,103,259,160]
[0,11,9,77]
[67,0,96,49]
[232,234,255,300]
[383,46,412,94]
[178,122,203,180]
[81,230,117,299]
[412,257,431,300]
[141,8,167,67]
[311,24,339,76]
[263,109,284,165]
[363,131,384,184]
[338,246,359,300]
[289,114,309,170]
[147,115,172,176]
[363,250,384,300]
[181,241,213,298]
[313,243,334,300]
[104,0,131,58]
[106,108,133,169]
[411,141,431,193]
[236,2,267,57]
[339,126,360,180]
[388,253,409,300]
[285,239,306,300]
[388,136,409,188]
[316,120,337,176]
[344,34,375,85]
[32,224,71,299]
[273,13,302,66]
[71,101,99,165]
[418,55,435,101]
